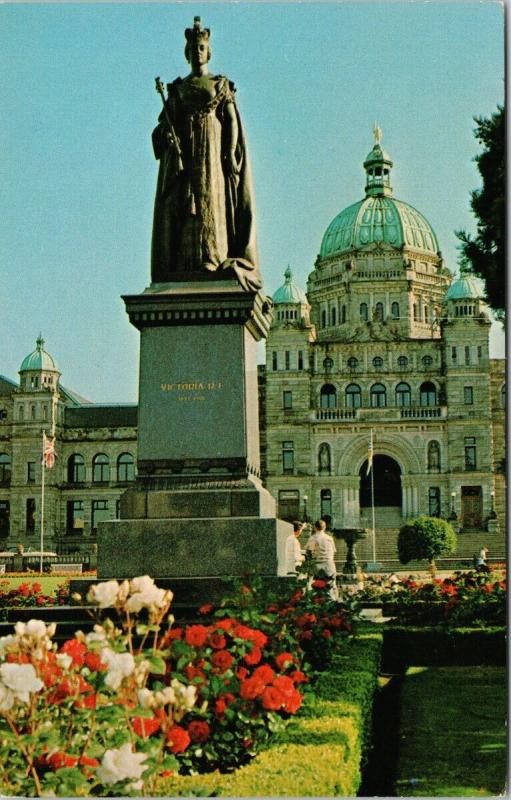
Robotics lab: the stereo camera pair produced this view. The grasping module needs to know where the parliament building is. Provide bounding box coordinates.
[0,135,506,564]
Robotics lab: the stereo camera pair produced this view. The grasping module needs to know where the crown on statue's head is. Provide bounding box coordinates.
[185,16,210,43]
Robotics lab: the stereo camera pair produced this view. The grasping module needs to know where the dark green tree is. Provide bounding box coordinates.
[398,516,457,576]
[456,106,505,320]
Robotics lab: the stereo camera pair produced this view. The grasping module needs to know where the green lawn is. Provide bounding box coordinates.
[0,576,67,595]
[394,666,507,796]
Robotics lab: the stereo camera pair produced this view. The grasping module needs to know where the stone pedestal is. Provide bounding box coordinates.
[97,279,292,579]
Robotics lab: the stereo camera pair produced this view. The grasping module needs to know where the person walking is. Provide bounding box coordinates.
[476,545,490,573]
[284,521,306,575]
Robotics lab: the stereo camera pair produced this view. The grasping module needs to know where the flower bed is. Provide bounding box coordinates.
[0,579,70,613]
[0,573,362,796]
[358,571,506,626]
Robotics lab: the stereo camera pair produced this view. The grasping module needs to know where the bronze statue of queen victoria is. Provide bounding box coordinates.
[150,18,262,292]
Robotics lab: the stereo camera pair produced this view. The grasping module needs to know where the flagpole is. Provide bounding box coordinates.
[370,429,376,563]
[40,432,45,575]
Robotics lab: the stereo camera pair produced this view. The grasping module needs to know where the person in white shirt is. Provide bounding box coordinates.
[306,519,338,599]
[284,521,306,575]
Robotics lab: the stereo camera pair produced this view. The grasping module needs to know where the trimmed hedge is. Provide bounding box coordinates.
[156,633,383,797]
[381,625,506,671]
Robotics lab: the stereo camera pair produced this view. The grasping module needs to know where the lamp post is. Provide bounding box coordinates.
[303,494,308,523]
[449,491,457,521]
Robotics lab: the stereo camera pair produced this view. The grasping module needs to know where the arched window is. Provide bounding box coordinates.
[391,302,400,320]
[427,441,441,472]
[92,454,110,483]
[397,356,408,369]
[360,303,368,322]
[370,383,387,408]
[375,302,384,321]
[420,381,437,407]
[318,443,331,475]
[320,384,337,409]
[395,382,411,407]
[117,453,135,482]
[422,355,433,368]
[373,356,383,370]
[345,383,362,409]
[0,454,11,485]
[347,356,358,370]
[67,454,85,483]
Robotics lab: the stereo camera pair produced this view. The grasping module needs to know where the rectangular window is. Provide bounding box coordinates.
[282,442,294,474]
[331,307,336,326]
[27,462,36,484]
[464,386,474,405]
[464,437,477,471]
[428,487,441,517]
[67,500,85,532]
[0,501,10,537]
[272,351,278,371]
[451,346,457,361]
[465,345,471,365]
[413,304,418,321]
[91,500,110,533]
[26,498,36,533]
[477,345,482,360]
[298,351,304,371]
[283,390,293,410]
[278,490,300,521]
[285,351,290,370]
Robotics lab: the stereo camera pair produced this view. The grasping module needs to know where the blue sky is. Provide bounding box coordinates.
[1,2,505,402]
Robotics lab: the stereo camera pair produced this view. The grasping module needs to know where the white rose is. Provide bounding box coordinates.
[0,663,43,703]
[125,575,169,612]
[56,653,73,670]
[137,688,155,709]
[14,619,54,640]
[85,625,107,644]
[171,679,196,710]
[153,686,176,706]
[0,682,14,712]
[96,742,148,786]
[87,580,120,608]
[101,648,136,690]
[0,635,17,657]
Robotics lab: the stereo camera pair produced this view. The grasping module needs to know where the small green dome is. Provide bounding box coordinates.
[20,336,59,373]
[444,274,484,301]
[272,267,308,305]
[320,196,439,259]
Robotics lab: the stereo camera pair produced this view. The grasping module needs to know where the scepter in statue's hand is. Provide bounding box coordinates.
[155,76,183,170]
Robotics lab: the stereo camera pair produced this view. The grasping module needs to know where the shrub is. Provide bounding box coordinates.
[398,516,457,572]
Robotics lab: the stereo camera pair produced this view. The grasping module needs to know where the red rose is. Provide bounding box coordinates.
[74,693,97,710]
[36,596,45,606]
[166,725,191,753]
[275,652,295,671]
[60,639,87,668]
[185,625,209,648]
[236,666,248,680]
[84,651,107,672]
[184,664,206,684]
[188,720,211,743]
[215,698,227,717]
[161,770,174,778]
[312,579,327,589]
[133,716,161,738]
[78,755,99,768]
[211,650,233,673]
[252,664,275,684]
[261,686,284,710]
[273,675,295,697]
[239,676,265,700]
[322,628,332,638]
[300,630,313,641]
[290,670,308,684]
[215,618,236,632]
[199,603,214,615]
[248,629,268,649]
[167,627,184,641]
[32,582,42,593]
[283,688,302,714]
[244,646,262,666]
[208,631,227,650]
[47,752,78,770]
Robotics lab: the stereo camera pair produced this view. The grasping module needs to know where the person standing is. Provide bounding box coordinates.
[306,519,338,598]
[476,545,490,573]
[284,521,306,575]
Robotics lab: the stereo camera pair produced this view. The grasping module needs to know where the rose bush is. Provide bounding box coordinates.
[0,580,70,611]
[0,574,314,795]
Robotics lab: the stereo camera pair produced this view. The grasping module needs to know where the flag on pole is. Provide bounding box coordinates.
[42,432,56,469]
[366,434,373,476]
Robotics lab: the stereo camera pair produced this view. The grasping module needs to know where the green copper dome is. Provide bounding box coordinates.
[272,267,308,305]
[444,274,484,301]
[320,128,440,259]
[20,336,59,373]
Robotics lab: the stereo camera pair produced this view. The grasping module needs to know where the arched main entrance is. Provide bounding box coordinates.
[359,455,402,508]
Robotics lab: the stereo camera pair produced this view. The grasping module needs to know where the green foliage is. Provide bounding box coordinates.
[156,634,383,797]
[456,106,505,320]
[398,516,456,565]
[381,626,506,670]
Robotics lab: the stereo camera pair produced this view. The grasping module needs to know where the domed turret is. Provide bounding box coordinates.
[444,273,484,302]
[319,124,439,260]
[19,336,60,392]
[271,267,310,328]
[273,267,308,305]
